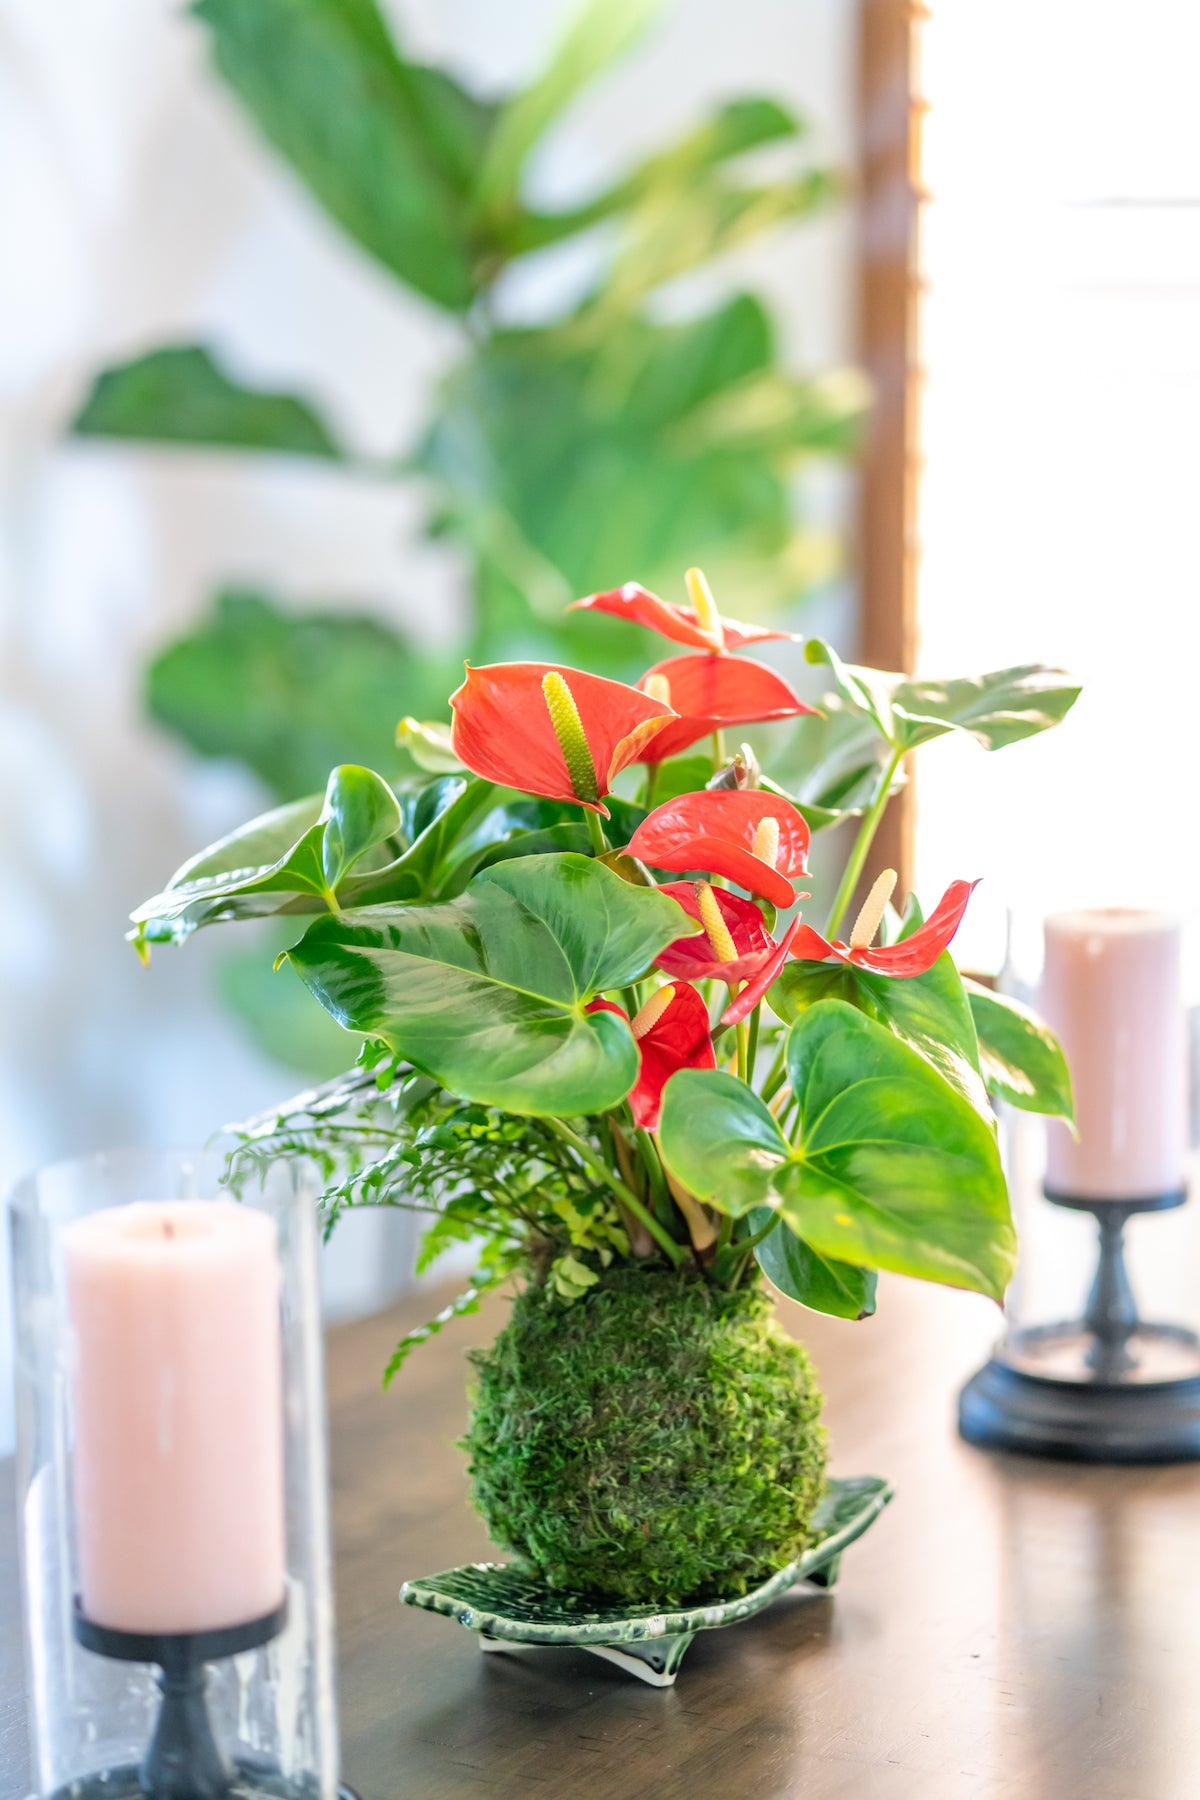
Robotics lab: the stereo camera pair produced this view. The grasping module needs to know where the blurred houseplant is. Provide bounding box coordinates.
[73,0,866,800]
[129,566,1080,1603]
[72,0,866,1075]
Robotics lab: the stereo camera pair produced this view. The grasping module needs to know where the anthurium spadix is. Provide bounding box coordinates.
[588,984,716,1130]
[572,569,803,654]
[449,662,674,814]
[630,789,812,909]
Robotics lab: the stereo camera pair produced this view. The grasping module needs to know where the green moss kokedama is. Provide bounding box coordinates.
[461,1266,828,1605]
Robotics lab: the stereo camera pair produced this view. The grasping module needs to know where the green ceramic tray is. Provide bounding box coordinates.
[400,1473,892,1686]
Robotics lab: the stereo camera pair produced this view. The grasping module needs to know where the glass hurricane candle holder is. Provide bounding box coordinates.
[9,1147,358,1800]
[959,907,1200,1462]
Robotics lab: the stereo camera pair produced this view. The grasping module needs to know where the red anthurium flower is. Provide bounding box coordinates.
[721,917,805,1026]
[449,662,675,815]
[635,653,818,763]
[629,790,812,909]
[587,984,716,1130]
[571,573,802,656]
[789,878,980,977]
[655,882,776,983]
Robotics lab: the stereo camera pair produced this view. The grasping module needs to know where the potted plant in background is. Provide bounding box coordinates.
[70,0,865,1080]
[129,568,1078,1681]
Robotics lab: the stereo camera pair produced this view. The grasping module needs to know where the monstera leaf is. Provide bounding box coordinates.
[966,979,1074,1120]
[805,639,1081,756]
[659,1000,1015,1302]
[282,854,692,1114]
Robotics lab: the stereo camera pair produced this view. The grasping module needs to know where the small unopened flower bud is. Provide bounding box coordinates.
[632,985,675,1040]
[694,880,738,963]
[542,670,600,805]
[850,868,898,949]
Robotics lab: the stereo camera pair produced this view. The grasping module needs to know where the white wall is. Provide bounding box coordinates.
[0,0,857,1452]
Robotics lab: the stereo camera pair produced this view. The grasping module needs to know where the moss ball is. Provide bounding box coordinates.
[461,1266,828,1605]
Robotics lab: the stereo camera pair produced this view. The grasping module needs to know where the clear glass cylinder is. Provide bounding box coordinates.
[9,1148,344,1800]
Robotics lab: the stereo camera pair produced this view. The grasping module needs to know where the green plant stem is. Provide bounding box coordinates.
[545,1119,686,1266]
[584,809,609,856]
[711,728,727,771]
[740,1210,783,1253]
[747,1005,762,1083]
[717,1211,733,1252]
[643,762,660,810]
[736,1020,750,1083]
[762,1041,788,1102]
[634,1127,672,1219]
[823,745,904,939]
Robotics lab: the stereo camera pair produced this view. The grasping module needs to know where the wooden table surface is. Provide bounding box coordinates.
[4,1276,1200,1800]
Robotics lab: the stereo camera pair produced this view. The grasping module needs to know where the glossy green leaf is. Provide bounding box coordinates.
[805,639,1081,755]
[659,1001,1015,1301]
[750,1209,877,1320]
[283,854,692,1114]
[474,0,660,217]
[193,0,490,310]
[72,346,341,457]
[145,590,458,799]
[130,765,411,946]
[966,978,1075,1120]
[320,765,403,890]
[769,897,989,1118]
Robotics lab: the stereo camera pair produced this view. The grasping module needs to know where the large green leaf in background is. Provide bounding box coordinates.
[805,639,1082,755]
[73,347,342,457]
[192,0,495,309]
[284,854,691,1114]
[659,1001,1015,1301]
[418,294,861,655]
[966,979,1074,1120]
[146,590,458,798]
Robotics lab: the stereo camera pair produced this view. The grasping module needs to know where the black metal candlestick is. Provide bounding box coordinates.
[51,1599,359,1800]
[959,1186,1200,1462]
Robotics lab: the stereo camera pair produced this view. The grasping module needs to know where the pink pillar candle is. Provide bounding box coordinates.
[1040,909,1188,1200]
[64,1199,287,1636]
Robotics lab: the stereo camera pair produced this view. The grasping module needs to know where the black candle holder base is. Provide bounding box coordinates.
[63,1600,360,1800]
[959,1187,1200,1463]
[41,1775,361,1800]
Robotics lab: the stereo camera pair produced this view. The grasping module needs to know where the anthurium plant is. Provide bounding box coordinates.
[133,566,1079,1355]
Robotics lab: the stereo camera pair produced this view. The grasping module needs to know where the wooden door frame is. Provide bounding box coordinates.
[855,0,924,893]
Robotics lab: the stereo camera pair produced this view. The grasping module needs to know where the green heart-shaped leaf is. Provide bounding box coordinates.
[283,854,692,1115]
[768,898,989,1118]
[749,1207,877,1320]
[659,1000,1015,1302]
[965,979,1074,1121]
